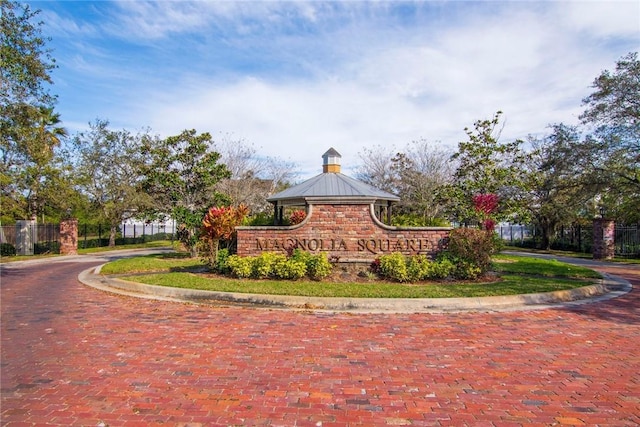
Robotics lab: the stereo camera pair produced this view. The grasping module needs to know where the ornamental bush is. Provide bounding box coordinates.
[273,256,307,280]
[426,256,455,279]
[226,250,332,281]
[406,255,430,282]
[216,248,231,275]
[440,227,503,279]
[378,253,458,282]
[201,204,249,269]
[288,209,307,225]
[226,254,253,278]
[252,252,285,278]
[378,252,409,282]
[453,259,483,280]
[306,253,333,280]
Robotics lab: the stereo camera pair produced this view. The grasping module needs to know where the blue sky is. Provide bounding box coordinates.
[33,0,639,178]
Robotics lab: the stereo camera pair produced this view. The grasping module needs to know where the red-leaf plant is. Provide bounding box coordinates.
[202,204,249,268]
[289,209,307,225]
[472,194,499,232]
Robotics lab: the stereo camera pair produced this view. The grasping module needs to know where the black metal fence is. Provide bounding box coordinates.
[616,225,640,258]
[2,221,638,258]
[497,223,640,258]
[78,223,175,249]
[1,222,176,255]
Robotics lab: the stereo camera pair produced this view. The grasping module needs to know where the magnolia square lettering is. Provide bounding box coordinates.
[357,238,433,254]
[255,238,348,252]
[254,236,434,254]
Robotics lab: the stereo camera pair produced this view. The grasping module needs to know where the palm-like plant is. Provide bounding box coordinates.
[24,106,68,218]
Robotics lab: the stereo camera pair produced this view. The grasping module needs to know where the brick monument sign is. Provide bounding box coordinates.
[236,149,451,263]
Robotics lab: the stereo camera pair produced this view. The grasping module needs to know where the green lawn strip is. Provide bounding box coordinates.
[492,254,602,279]
[78,240,175,254]
[99,252,201,274]
[501,247,640,264]
[118,272,594,299]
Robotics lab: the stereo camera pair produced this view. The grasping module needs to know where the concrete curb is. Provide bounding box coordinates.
[78,266,632,314]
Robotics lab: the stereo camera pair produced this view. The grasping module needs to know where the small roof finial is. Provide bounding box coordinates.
[322,148,341,173]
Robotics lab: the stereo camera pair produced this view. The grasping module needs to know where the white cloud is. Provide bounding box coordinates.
[44,1,639,180]
[560,0,640,38]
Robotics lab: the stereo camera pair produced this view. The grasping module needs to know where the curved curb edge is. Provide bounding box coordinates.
[78,267,632,314]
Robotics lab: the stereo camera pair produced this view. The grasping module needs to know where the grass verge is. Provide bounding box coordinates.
[78,240,175,254]
[103,252,602,299]
[99,251,196,273]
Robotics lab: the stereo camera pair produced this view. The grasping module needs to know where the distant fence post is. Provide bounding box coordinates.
[59,219,78,255]
[15,220,36,256]
[593,218,615,260]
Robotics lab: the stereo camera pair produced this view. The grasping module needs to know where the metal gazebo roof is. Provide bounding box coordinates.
[267,171,399,206]
[267,148,400,207]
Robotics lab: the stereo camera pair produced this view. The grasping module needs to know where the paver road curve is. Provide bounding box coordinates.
[1,252,639,426]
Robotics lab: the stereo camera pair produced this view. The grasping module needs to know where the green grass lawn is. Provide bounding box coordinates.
[0,241,176,263]
[103,252,603,299]
[99,251,196,273]
[78,240,175,254]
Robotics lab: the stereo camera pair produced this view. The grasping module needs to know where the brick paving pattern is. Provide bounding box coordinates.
[1,258,639,426]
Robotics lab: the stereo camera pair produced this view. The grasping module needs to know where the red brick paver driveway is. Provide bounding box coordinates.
[1,254,639,426]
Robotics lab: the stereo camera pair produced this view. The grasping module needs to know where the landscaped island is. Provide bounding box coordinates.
[100,252,602,299]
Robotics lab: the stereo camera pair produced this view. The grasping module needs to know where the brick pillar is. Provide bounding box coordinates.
[59,219,78,255]
[593,219,615,260]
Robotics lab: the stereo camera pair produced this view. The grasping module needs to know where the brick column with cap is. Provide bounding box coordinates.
[59,219,78,255]
[593,218,615,260]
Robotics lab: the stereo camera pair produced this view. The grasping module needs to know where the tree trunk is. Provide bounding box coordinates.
[109,225,117,247]
[189,228,198,258]
[540,224,552,250]
[209,238,219,270]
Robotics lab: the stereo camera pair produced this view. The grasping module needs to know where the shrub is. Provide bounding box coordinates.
[446,228,498,275]
[406,255,430,282]
[289,209,307,225]
[426,257,456,279]
[370,258,381,274]
[290,248,311,263]
[273,257,307,280]
[1,243,16,257]
[379,254,457,282]
[378,252,409,282]
[201,204,248,269]
[306,253,333,280]
[225,250,334,281]
[226,255,253,278]
[452,259,483,280]
[34,242,60,254]
[252,252,286,278]
[246,212,274,226]
[216,248,231,274]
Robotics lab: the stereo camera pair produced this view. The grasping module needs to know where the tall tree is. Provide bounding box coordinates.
[0,1,56,109]
[523,125,594,249]
[215,137,296,215]
[356,141,454,226]
[68,120,151,246]
[22,107,67,217]
[445,111,528,224]
[141,129,231,256]
[579,52,640,222]
[355,145,398,193]
[1,0,61,221]
[390,139,454,225]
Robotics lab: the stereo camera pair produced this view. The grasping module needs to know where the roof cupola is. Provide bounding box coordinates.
[322,148,341,173]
